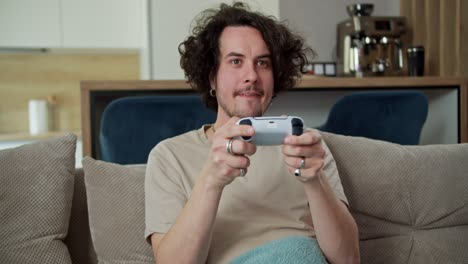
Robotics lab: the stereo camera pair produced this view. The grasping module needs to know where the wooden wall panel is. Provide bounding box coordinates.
[411,0,426,46]
[400,0,412,41]
[0,53,139,134]
[400,0,413,73]
[425,0,440,76]
[461,0,468,76]
[440,0,458,76]
[401,0,467,77]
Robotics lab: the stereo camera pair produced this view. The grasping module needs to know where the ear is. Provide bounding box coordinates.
[209,75,216,90]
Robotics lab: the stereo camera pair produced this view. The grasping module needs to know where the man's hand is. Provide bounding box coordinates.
[282,129,325,183]
[202,117,257,189]
[283,129,361,263]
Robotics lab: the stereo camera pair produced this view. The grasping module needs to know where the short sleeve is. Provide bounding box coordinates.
[144,143,188,243]
[321,138,349,206]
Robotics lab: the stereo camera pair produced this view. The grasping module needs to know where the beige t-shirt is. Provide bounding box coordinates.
[145,125,347,263]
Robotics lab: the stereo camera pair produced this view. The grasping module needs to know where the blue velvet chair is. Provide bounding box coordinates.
[318,91,428,145]
[99,95,216,164]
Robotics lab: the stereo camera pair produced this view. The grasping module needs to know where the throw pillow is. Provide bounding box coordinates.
[82,157,154,264]
[0,133,77,263]
[321,132,468,263]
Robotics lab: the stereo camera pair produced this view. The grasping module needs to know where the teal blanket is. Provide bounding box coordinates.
[230,236,327,264]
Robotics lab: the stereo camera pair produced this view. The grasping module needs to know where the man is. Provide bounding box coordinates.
[145,2,359,263]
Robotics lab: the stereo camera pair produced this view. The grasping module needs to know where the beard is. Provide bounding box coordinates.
[216,85,271,118]
[218,98,264,118]
[218,94,270,118]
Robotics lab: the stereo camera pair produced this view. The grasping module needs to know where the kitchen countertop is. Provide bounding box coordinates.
[0,130,81,142]
[296,75,468,88]
[80,76,468,90]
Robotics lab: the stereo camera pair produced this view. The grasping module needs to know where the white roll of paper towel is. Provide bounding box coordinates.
[28,99,49,135]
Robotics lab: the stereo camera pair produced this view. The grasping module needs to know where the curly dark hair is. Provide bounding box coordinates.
[178,2,314,111]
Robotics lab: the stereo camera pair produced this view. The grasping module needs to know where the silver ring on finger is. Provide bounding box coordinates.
[294,168,301,177]
[300,158,306,169]
[226,138,234,154]
[240,168,246,177]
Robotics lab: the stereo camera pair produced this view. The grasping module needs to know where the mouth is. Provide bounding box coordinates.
[235,89,264,98]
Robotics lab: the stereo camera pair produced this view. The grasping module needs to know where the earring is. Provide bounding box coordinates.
[209,88,216,97]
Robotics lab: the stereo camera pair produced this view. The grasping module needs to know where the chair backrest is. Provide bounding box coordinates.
[318,91,428,145]
[99,95,216,164]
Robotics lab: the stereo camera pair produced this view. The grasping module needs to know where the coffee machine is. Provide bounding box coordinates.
[336,4,407,77]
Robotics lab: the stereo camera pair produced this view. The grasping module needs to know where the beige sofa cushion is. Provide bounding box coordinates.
[322,132,468,263]
[82,157,154,264]
[0,134,76,263]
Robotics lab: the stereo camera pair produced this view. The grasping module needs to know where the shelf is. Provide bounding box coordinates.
[81,77,468,157]
[0,130,81,142]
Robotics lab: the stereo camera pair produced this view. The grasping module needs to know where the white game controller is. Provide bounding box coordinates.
[236,116,304,145]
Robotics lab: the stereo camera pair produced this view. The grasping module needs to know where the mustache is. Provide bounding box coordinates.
[234,86,264,96]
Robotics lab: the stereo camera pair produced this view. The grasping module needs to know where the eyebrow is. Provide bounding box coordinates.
[225,52,271,60]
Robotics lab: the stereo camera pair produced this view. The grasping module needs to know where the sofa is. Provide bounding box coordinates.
[1,132,467,263]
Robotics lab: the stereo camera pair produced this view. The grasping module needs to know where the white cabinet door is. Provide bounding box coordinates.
[0,0,61,48]
[61,0,145,49]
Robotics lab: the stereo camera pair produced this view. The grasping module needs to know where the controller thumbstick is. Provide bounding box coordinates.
[239,119,252,140]
[239,119,252,126]
[291,118,303,136]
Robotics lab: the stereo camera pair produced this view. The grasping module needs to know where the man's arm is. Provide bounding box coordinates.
[150,118,256,264]
[151,175,223,264]
[303,173,360,264]
[282,130,360,263]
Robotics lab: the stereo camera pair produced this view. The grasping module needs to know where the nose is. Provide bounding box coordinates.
[244,62,258,84]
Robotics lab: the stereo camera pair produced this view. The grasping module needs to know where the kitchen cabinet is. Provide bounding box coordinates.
[0,0,146,49]
[0,0,62,48]
[61,0,145,49]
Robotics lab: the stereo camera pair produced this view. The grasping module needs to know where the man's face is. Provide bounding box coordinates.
[212,26,274,119]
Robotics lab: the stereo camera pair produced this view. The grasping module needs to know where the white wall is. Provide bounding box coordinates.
[149,0,399,79]
[150,0,279,80]
[279,0,400,62]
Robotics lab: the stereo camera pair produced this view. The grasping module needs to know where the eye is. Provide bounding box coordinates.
[230,58,241,65]
[257,59,271,68]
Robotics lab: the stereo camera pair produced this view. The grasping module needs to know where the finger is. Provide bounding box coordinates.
[219,118,255,139]
[283,156,304,168]
[284,156,324,169]
[214,151,251,170]
[282,143,326,161]
[282,145,316,158]
[229,155,250,170]
[230,139,257,156]
[284,156,309,169]
[227,116,240,125]
[284,158,325,177]
[284,129,321,145]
